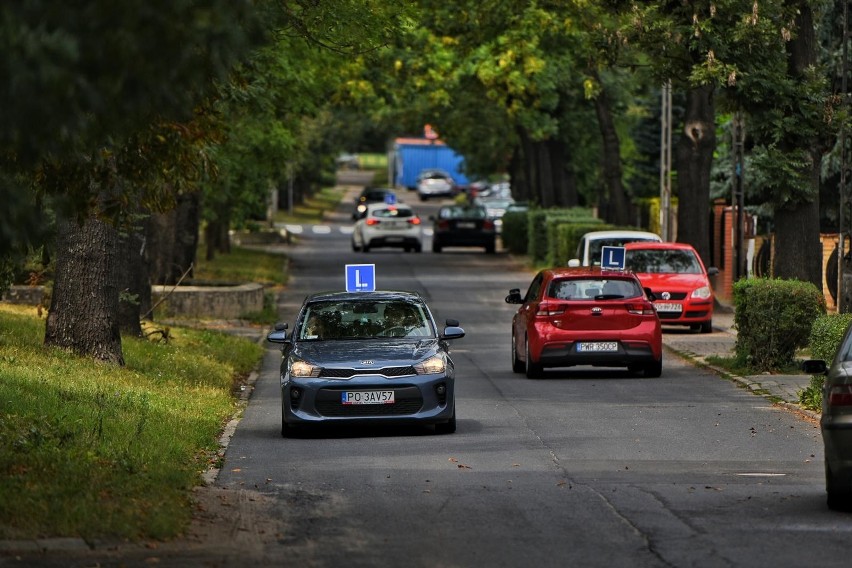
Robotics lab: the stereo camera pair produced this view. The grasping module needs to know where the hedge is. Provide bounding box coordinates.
[733,278,826,371]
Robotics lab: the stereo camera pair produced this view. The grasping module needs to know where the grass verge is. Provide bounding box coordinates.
[0,303,263,541]
[273,186,347,224]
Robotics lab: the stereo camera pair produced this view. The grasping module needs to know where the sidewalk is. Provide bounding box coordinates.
[662,303,819,420]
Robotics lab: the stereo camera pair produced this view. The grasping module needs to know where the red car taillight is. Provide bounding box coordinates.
[827,385,852,406]
[626,302,657,315]
[536,302,565,316]
[437,220,450,230]
[484,219,495,230]
[408,217,422,226]
[366,218,380,226]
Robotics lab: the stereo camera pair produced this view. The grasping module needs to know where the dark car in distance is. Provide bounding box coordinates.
[266,291,465,437]
[430,204,496,253]
[352,187,397,220]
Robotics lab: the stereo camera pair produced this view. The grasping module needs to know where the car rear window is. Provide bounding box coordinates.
[372,207,413,218]
[626,249,701,274]
[588,237,659,265]
[548,278,642,300]
[439,207,487,219]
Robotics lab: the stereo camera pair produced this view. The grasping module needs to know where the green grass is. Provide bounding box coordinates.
[273,186,346,224]
[194,245,288,287]
[0,303,263,540]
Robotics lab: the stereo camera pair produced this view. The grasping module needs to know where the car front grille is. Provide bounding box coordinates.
[320,366,417,378]
[652,291,687,300]
[315,386,423,417]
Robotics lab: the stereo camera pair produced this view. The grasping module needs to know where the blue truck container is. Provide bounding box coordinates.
[393,138,470,191]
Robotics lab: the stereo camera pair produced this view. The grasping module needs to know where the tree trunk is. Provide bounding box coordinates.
[549,140,578,207]
[675,83,715,265]
[117,217,152,335]
[536,141,556,208]
[45,215,124,365]
[593,79,630,226]
[148,191,200,285]
[772,2,822,289]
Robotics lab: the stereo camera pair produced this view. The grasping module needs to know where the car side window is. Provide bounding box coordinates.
[525,275,544,302]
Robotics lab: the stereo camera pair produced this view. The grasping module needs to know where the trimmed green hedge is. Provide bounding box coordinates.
[501,211,529,254]
[733,278,826,371]
[809,313,852,363]
[526,208,599,263]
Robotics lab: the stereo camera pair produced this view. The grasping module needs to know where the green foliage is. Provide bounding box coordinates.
[193,246,287,287]
[808,313,852,363]
[733,278,826,371]
[501,211,529,254]
[526,208,600,264]
[798,375,824,412]
[0,304,262,540]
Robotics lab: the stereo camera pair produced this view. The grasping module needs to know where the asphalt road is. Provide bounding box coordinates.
[209,192,846,568]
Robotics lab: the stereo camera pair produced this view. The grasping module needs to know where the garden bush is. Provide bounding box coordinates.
[808,313,852,363]
[526,207,598,263]
[501,210,528,254]
[733,278,826,371]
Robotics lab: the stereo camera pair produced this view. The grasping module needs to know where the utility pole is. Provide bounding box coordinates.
[732,114,746,280]
[839,0,851,313]
[659,81,673,241]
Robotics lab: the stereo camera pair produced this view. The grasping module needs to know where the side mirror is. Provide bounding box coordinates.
[267,322,289,344]
[706,266,720,276]
[505,289,523,304]
[801,359,827,375]
[644,287,657,301]
[441,325,465,340]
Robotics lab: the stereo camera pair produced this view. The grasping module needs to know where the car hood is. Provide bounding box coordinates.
[633,272,710,291]
[291,339,441,366]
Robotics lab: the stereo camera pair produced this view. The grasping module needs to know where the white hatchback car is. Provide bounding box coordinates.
[352,202,423,253]
[572,230,662,266]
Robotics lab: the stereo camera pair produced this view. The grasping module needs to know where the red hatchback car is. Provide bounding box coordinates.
[506,267,663,378]
[623,242,718,334]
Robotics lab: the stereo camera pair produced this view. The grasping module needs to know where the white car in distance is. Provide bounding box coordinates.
[352,202,423,253]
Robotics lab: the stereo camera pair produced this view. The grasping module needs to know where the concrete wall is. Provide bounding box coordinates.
[151,283,265,319]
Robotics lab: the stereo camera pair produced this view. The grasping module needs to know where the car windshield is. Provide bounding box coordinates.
[372,207,413,219]
[626,249,702,274]
[439,206,486,219]
[588,237,659,265]
[547,278,641,300]
[299,300,433,340]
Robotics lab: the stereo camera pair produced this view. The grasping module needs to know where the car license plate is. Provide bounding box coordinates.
[654,302,683,313]
[576,342,618,352]
[341,391,395,405]
[456,222,476,229]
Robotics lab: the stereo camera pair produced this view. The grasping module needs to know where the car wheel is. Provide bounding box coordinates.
[281,405,292,438]
[485,243,495,254]
[644,358,663,378]
[700,320,713,334]
[432,242,442,253]
[511,331,525,373]
[435,409,457,434]
[420,194,428,202]
[414,243,423,253]
[826,462,852,511]
[362,242,370,252]
[404,246,412,252]
[525,336,542,379]
[351,239,359,252]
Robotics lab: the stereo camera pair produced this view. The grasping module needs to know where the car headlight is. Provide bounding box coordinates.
[414,355,445,375]
[290,359,321,378]
[691,286,712,300]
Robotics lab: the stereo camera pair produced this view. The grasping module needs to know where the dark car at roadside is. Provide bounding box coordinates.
[430,204,497,253]
[266,291,465,437]
[803,331,852,510]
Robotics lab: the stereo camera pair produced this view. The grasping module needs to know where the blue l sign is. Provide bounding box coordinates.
[601,246,626,270]
[345,264,376,292]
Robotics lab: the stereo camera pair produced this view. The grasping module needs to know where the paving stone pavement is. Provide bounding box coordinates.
[662,303,819,420]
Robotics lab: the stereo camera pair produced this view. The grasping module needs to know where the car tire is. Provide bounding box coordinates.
[700,320,713,334]
[432,242,442,253]
[644,358,663,378]
[826,463,852,511]
[485,243,495,254]
[362,242,370,252]
[525,336,542,379]
[414,243,423,253]
[404,246,412,252]
[351,239,359,252]
[435,409,457,434]
[511,331,525,373]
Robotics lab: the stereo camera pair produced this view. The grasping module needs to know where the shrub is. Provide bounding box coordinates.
[552,222,615,265]
[501,211,529,254]
[526,208,599,263]
[733,278,826,371]
[809,313,852,363]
